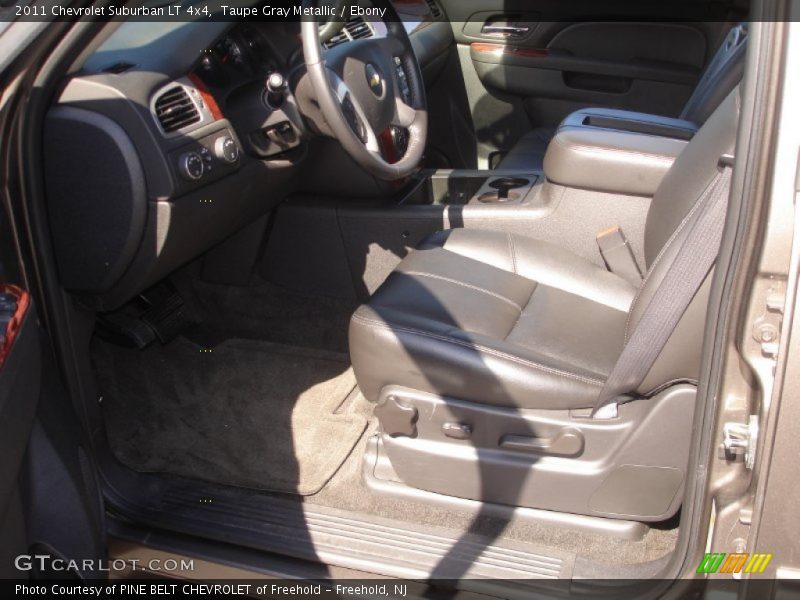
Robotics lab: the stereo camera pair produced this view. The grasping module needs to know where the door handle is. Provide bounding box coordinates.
[481,24,530,38]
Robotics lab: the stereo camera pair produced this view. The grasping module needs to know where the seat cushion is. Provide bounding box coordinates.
[495,128,554,171]
[349,229,637,410]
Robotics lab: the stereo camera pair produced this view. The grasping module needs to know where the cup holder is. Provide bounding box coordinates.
[489,177,531,190]
[478,177,531,203]
[478,190,521,203]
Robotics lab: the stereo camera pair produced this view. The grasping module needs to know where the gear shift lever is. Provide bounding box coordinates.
[265,72,287,108]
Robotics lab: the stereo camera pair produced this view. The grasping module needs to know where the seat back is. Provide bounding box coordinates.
[627,87,740,393]
[680,24,747,124]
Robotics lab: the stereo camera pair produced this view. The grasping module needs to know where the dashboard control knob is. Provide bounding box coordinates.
[178,151,204,180]
[214,136,239,164]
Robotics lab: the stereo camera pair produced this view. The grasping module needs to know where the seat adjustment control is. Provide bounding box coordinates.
[375,395,418,438]
[499,428,585,457]
[442,422,472,440]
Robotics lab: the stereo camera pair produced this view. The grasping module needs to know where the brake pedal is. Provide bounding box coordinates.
[139,282,191,344]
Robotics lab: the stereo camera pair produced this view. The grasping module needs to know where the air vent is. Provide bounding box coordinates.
[424,0,442,18]
[323,17,373,49]
[154,86,200,133]
[346,17,373,39]
[324,30,349,48]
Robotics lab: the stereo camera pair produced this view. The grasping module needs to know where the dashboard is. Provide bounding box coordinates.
[44,1,452,311]
[195,24,277,89]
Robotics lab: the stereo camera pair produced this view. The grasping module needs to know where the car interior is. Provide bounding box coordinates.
[40,0,751,584]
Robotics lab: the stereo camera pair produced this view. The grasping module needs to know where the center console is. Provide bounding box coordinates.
[401,106,697,207]
[542,108,698,196]
[268,106,698,301]
[266,168,547,299]
[403,169,540,206]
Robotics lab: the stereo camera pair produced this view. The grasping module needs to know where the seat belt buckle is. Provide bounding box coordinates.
[592,402,618,420]
[718,153,735,168]
[596,226,643,285]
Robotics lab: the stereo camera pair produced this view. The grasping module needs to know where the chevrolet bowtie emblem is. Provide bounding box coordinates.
[366,64,383,95]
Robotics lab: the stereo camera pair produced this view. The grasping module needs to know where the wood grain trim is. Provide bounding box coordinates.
[470,43,549,59]
[188,73,223,121]
[0,285,29,370]
[378,128,400,164]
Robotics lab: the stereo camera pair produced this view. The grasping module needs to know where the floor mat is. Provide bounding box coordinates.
[174,273,357,354]
[94,337,367,495]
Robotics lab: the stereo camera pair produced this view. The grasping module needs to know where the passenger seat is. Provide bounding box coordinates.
[496,23,747,171]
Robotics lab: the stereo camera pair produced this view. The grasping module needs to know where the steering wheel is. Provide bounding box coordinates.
[300,0,428,180]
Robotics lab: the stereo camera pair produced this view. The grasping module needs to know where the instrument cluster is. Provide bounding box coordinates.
[195,24,274,89]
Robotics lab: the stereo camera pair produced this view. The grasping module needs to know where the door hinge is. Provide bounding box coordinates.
[719,415,758,469]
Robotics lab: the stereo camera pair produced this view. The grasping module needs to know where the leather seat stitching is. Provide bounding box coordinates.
[552,132,678,163]
[507,233,517,274]
[352,313,604,386]
[504,283,536,342]
[433,240,635,313]
[401,270,524,311]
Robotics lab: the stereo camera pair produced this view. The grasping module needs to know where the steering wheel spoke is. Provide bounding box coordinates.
[346,99,381,154]
[328,69,381,153]
[300,0,427,180]
[392,97,418,128]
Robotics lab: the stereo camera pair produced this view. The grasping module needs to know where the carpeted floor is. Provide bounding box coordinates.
[94,268,678,568]
[94,337,367,495]
[175,274,357,354]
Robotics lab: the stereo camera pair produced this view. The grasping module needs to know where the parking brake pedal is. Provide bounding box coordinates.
[96,282,192,349]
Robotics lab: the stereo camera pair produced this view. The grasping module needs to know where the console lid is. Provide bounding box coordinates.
[543,108,698,196]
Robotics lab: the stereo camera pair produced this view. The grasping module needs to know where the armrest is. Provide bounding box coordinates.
[544,109,695,196]
[561,108,699,139]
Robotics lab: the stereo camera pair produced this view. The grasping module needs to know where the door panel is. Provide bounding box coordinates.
[0,196,40,576]
[439,0,735,166]
[0,19,107,576]
[0,288,39,578]
[468,22,703,119]
[0,281,106,580]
